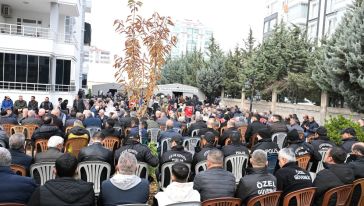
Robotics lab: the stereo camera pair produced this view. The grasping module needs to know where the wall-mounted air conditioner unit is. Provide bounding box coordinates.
[1,5,11,18]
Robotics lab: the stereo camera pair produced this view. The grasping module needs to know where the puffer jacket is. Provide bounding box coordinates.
[155,182,200,206]
[193,167,236,201]
[236,167,277,204]
[67,126,90,141]
[115,141,159,167]
[27,177,94,206]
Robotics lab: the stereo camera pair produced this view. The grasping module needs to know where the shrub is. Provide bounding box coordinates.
[324,115,364,144]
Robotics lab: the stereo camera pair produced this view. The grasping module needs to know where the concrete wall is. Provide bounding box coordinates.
[221,98,364,125]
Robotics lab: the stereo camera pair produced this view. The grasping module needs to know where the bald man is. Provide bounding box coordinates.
[159,119,182,142]
[198,118,220,141]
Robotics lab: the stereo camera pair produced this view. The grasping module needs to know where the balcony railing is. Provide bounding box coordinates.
[0,23,77,45]
[0,81,76,92]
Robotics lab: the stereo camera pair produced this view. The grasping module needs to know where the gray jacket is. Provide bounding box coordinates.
[193,167,236,201]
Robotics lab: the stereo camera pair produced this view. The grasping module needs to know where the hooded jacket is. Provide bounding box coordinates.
[154,182,200,206]
[27,177,94,206]
[99,174,149,206]
[313,163,354,206]
[67,126,90,141]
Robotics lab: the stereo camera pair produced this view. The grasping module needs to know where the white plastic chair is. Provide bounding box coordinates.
[316,150,328,173]
[30,162,56,185]
[166,202,201,206]
[271,132,287,149]
[160,138,172,156]
[77,161,111,195]
[183,137,200,155]
[160,162,191,191]
[147,128,161,143]
[224,154,249,183]
[191,129,200,137]
[195,160,207,175]
[86,127,101,138]
[136,162,149,179]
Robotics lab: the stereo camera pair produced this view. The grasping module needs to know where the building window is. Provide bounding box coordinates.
[326,17,337,35]
[308,23,317,40]
[327,0,335,13]
[16,54,27,82]
[288,3,308,21]
[0,53,3,82]
[4,53,15,82]
[310,2,319,19]
[27,55,38,83]
[56,59,71,85]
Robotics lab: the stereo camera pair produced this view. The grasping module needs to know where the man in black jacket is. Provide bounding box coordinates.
[311,126,335,153]
[236,149,277,204]
[286,129,321,161]
[192,132,217,171]
[35,136,64,163]
[268,115,288,134]
[101,119,120,138]
[220,120,238,146]
[31,115,64,143]
[114,133,159,167]
[348,142,364,179]
[245,114,267,144]
[187,114,207,136]
[275,148,312,206]
[340,128,359,153]
[251,128,279,154]
[28,153,95,206]
[39,97,53,113]
[193,149,236,201]
[198,118,220,139]
[9,133,32,172]
[313,147,354,206]
[78,132,113,167]
[222,131,249,157]
[160,136,193,165]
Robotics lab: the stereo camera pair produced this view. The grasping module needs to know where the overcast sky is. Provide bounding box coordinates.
[88,0,266,54]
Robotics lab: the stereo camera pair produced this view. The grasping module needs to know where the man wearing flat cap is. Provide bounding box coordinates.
[286,129,321,161]
[160,136,193,165]
[311,126,335,153]
[340,128,359,153]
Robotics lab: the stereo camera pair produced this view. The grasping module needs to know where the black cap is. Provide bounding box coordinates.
[171,136,183,145]
[341,128,356,136]
[257,128,271,139]
[202,132,215,143]
[287,129,300,143]
[314,126,327,136]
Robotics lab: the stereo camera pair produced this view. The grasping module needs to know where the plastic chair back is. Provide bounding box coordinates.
[160,162,191,191]
[1,124,15,136]
[10,126,27,136]
[283,187,316,206]
[195,160,207,175]
[102,136,120,151]
[220,126,227,136]
[237,126,248,142]
[166,202,201,206]
[201,197,241,206]
[267,153,278,174]
[30,162,56,185]
[183,137,200,155]
[24,124,38,140]
[321,184,353,206]
[247,191,282,206]
[296,154,311,170]
[147,128,161,143]
[271,132,287,149]
[77,161,111,195]
[348,178,364,206]
[64,137,88,157]
[161,137,171,156]
[316,150,328,173]
[86,127,101,138]
[136,162,149,179]
[10,164,27,176]
[33,138,49,157]
[191,129,200,137]
[0,203,25,206]
[224,154,249,183]
[65,126,73,134]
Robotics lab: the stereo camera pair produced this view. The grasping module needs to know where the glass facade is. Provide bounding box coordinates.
[56,59,71,85]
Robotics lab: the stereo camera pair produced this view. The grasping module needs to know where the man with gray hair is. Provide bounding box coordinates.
[99,151,149,205]
[21,109,42,126]
[35,136,64,163]
[187,113,207,136]
[0,147,37,203]
[275,148,312,204]
[193,149,236,201]
[9,133,32,171]
[236,149,277,204]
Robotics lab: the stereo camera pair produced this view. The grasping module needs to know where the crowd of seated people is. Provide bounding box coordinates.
[0,94,363,205]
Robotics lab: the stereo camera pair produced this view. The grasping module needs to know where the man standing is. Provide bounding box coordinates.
[28,154,95,206]
[27,96,38,112]
[236,149,277,204]
[340,128,359,153]
[14,95,27,116]
[193,149,236,201]
[73,95,85,113]
[40,97,53,113]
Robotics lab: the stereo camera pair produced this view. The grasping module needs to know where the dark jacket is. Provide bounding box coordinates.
[28,177,95,206]
[313,163,354,206]
[83,117,102,128]
[101,128,120,138]
[0,166,37,204]
[73,99,85,113]
[198,128,220,139]
[28,100,39,111]
[9,149,33,171]
[287,140,322,161]
[306,121,319,134]
[269,122,288,134]
[341,137,359,153]
[99,177,149,206]
[236,167,277,204]
[311,136,335,153]
[193,167,236,201]
[187,120,207,135]
[115,141,159,167]
[39,101,53,111]
[35,147,63,163]
[21,117,43,126]
[159,129,182,142]
[275,162,313,198]
[119,116,132,129]
[348,156,364,179]
[0,129,9,148]
[251,138,280,154]
[222,143,249,157]
[245,121,267,143]
[31,125,64,142]
[160,145,193,165]
[78,143,113,167]
[0,116,18,125]
[220,128,237,146]
[65,118,77,127]
[192,144,215,168]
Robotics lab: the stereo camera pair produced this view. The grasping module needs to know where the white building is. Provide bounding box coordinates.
[263,0,309,38]
[307,0,353,41]
[170,19,213,58]
[0,0,91,104]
